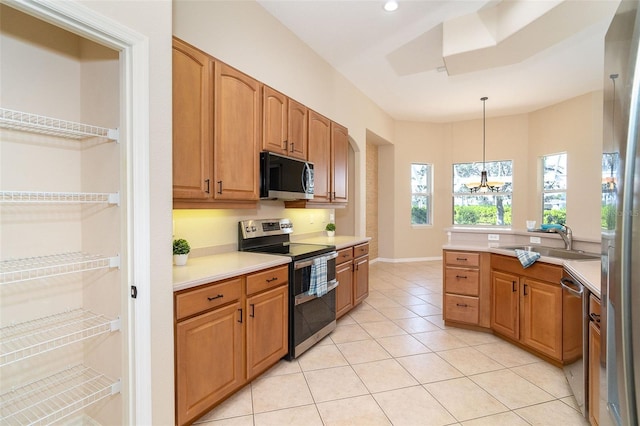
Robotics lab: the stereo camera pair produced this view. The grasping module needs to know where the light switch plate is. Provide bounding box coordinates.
[488,234,500,241]
[530,236,541,244]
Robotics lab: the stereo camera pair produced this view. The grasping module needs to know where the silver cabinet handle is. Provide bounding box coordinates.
[560,277,584,297]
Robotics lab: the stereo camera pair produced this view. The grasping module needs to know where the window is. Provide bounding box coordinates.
[411,163,432,225]
[542,153,567,225]
[602,152,619,230]
[452,160,513,226]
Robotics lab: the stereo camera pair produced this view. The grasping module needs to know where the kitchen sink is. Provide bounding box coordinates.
[498,245,600,260]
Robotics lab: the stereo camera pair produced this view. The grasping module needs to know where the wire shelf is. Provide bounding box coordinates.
[0,108,118,142]
[0,191,119,205]
[0,365,120,425]
[0,253,120,286]
[0,309,120,367]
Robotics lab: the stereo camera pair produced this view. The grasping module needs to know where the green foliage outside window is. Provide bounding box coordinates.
[454,205,512,226]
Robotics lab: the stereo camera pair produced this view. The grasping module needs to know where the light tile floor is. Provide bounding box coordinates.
[196,260,589,426]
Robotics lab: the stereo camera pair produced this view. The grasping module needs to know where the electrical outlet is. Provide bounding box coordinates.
[530,236,541,244]
[309,214,314,224]
[488,234,500,241]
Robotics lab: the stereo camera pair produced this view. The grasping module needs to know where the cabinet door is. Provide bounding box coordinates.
[172,38,213,200]
[288,99,308,160]
[491,271,519,340]
[214,62,261,200]
[521,278,562,360]
[589,320,601,426]
[263,86,288,155]
[176,302,244,426]
[331,121,348,203]
[353,255,369,305]
[336,260,354,318]
[246,285,288,380]
[308,110,331,203]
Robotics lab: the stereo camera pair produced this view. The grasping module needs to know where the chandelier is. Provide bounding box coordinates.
[468,96,500,193]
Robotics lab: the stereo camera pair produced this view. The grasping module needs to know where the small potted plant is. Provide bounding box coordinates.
[173,238,191,266]
[325,223,336,237]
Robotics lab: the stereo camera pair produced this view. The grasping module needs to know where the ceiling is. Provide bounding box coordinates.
[257,0,620,123]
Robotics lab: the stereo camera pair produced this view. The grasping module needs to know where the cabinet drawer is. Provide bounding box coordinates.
[445,294,479,325]
[444,267,479,296]
[176,277,242,320]
[337,247,354,264]
[445,251,480,267]
[246,265,289,296]
[354,243,369,258]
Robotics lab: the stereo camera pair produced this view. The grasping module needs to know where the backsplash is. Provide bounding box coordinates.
[173,201,333,256]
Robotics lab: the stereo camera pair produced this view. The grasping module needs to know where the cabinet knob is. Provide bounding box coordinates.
[455,275,468,279]
[456,257,467,261]
[207,294,223,301]
[204,179,210,194]
[456,303,469,308]
[266,277,278,283]
[217,181,223,194]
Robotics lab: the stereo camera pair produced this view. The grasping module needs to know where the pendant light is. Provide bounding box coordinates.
[469,96,499,193]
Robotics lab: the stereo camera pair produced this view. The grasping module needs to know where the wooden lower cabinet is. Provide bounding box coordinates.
[491,271,519,339]
[443,250,490,327]
[335,257,354,318]
[246,285,288,380]
[335,243,369,318]
[520,278,562,360]
[354,253,369,305]
[589,295,602,425]
[490,254,564,362]
[176,301,244,426]
[175,265,289,425]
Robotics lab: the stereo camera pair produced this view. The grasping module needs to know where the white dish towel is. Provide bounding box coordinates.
[308,255,328,297]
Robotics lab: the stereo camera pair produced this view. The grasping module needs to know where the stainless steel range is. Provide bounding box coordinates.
[238,218,338,359]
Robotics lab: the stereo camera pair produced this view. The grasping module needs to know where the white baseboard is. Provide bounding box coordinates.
[371,256,442,264]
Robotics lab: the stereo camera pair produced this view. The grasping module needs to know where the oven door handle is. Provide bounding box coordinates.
[294,279,338,305]
[294,251,338,270]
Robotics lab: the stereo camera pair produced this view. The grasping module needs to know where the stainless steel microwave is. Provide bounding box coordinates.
[260,152,314,200]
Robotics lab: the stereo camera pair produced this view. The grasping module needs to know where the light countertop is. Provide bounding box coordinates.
[173,236,370,292]
[295,235,371,250]
[173,252,290,292]
[444,242,602,297]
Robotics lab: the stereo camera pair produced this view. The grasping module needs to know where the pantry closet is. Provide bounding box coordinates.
[0,3,142,423]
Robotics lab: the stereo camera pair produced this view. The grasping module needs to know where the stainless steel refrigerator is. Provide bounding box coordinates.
[602,1,640,425]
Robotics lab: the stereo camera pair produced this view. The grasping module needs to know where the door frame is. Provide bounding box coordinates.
[4,0,153,423]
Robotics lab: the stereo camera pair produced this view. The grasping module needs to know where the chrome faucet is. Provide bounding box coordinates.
[552,224,573,250]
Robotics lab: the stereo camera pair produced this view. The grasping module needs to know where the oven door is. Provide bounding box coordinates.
[289,252,338,358]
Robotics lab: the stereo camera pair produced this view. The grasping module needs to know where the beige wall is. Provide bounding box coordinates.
[384,93,601,260]
[366,142,379,260]
[528,92,603,241]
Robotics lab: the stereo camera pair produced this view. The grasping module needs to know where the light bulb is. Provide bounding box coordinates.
[383,0,398,12]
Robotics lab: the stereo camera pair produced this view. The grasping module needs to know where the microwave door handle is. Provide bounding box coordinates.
[302,162,310,193]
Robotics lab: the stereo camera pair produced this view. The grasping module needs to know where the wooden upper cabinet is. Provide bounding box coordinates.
[262,86,288,155]
[214,62,261,200]
[172,38,213,200]
[262,88,308,160]
[307,110,331,203]
[331,121,348,203]
[288,99,308,160]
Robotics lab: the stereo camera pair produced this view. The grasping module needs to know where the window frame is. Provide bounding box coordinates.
[410,162,433,226]
[452,159,513,227]
[541,152,567,225]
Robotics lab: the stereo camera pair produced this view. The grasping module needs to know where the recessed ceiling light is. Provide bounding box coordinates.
[383,0,398,12]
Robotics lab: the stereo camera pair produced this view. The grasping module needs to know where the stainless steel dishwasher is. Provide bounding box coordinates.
[561,271,590,419]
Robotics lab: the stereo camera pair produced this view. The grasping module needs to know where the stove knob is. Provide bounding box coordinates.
[245,226,251,233]
[252,226,257,231]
